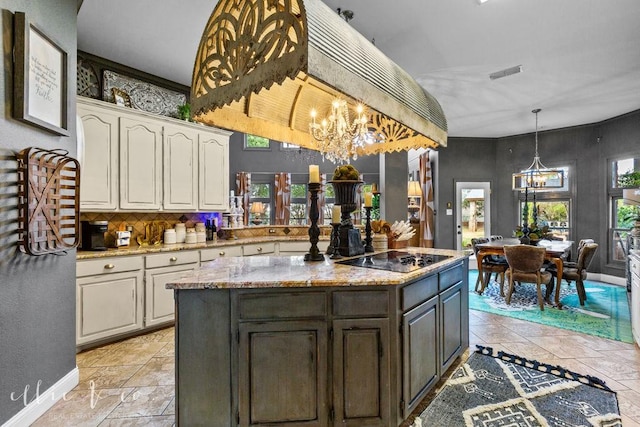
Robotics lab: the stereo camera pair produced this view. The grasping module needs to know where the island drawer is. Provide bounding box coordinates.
[439,263,463,292]
[238,291,327,319]
[333,290,389,317]
[77,256,143,277]
[145,250,199,269]
[402,275,438,311]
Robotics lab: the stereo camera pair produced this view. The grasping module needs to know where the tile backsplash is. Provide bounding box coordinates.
[80,212,331,247]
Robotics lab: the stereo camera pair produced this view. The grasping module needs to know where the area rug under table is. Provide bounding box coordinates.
[417,346,621,427]
[468,271,633,343]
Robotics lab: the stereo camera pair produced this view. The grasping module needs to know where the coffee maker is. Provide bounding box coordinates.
[81,221,108,250]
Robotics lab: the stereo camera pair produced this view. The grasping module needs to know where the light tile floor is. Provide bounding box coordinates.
[33,310,640,426]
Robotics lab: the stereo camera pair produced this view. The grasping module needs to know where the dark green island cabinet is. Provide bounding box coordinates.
[167,250,469,426]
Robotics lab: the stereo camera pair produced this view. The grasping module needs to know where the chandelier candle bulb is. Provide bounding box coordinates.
[332,205,341,223]
[309,165,320,183]
[364,192,373,207]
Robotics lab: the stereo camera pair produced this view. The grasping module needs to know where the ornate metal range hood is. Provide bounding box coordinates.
[191,0,447,157]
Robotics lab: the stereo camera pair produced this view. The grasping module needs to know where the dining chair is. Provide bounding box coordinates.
[549,242,598,306]
[471,237,508,295]
[503,245,554,311]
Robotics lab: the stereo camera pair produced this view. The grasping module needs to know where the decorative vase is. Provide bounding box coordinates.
[330,180,363,205]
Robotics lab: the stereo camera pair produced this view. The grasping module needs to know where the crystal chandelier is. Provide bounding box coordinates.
[512,109,565,190]
[309,99,369,164]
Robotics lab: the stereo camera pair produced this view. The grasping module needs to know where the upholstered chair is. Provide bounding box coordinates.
[549,243,598,306]
[503,245,554,311]
[471,237,508,296]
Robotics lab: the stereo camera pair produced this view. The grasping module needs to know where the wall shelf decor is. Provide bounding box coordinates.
[17,147,80,255]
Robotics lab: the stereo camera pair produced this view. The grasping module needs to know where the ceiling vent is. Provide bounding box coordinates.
[489,65,523,80]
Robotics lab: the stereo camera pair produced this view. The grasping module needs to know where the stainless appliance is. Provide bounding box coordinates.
[336,250,453,273]
[81,221,108,251]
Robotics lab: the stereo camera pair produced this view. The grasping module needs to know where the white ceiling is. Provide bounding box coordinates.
[77,0,640,138]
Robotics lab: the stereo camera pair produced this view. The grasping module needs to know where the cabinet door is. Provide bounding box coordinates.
[163,125,198,210]
[119,116,163,210]
[439,281,464,373]
[238,321,328,427]
[333,318,390,427]
[77,270,144,345]
[198,132,229,211]
[402,295,438,417]
[77,102,119,210]
[144,263,198,327]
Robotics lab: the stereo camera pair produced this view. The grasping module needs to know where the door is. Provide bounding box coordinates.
[163,125,198,210]
[456,182,491,251]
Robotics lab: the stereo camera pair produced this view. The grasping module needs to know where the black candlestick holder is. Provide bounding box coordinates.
[329,223,342,259]
[304,182,325,261]
[363,206,373,253]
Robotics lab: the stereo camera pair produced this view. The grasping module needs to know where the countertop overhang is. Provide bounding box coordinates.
[166,248,467,290]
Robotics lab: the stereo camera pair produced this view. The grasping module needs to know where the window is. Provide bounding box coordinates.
[249,182,271,224]
[608,157,639,264]
[244,134,270,149]
[519,199,570,240]
[322,183,335,225]
[290,183,308,225]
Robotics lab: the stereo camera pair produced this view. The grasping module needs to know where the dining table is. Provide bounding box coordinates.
[476,238,573,308]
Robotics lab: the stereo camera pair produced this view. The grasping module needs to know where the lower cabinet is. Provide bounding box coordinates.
[402,296,439,414]
[440,281,465,373]
[238,320,329,427]
[333,318,390,426]
[76,256,144,346]
[144,251,199,327]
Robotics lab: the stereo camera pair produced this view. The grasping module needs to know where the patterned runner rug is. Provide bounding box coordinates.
[468,271,633,343]
[417,346,622,427]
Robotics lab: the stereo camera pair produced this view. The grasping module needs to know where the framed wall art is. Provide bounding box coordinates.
[13,12,69,136]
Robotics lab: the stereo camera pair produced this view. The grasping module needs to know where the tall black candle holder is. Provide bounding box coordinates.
[363,206,373,253]
[329,223,342,259]
[304,182,325,261]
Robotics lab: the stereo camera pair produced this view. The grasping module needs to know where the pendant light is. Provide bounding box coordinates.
[512,109,565,190]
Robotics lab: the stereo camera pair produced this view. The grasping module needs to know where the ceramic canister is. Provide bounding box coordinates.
[175,223,186,243]
[164,229,177,244]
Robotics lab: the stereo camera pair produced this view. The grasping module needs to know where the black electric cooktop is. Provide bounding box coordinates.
[336,250,453,273]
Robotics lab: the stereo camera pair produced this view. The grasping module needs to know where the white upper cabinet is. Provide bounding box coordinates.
[199,132,230,211]
[77,97,231,212]
[164,125,199,210]
[77,103,119,210]
[119,116,163,210]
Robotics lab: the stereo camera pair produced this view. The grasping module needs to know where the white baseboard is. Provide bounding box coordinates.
[2,367,79,427]
[587,273,626,287]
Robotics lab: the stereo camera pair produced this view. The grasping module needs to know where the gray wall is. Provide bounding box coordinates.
[436,110,640,277]
[0,1,77,423]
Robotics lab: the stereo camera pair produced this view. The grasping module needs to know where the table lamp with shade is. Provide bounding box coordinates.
[250,202,265,225]
[408,181,422,223]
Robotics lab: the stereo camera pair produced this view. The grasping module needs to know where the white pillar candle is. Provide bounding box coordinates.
[309,164,320,183]
[230,190,235,198]
[364,192,373,207]
[332,205,341,223]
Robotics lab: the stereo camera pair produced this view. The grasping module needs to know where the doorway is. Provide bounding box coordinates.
[456,182,491,251]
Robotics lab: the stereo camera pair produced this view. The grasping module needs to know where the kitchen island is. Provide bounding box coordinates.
[167,248,469,427]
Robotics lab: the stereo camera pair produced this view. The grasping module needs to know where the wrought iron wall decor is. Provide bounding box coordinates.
[103,70,187,118]
[17,147,80,255]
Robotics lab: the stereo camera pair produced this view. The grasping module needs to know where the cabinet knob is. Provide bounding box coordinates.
[257,247,263,252]
[219,251,225,256]
[169,256,178,262]
[104,264,115,269]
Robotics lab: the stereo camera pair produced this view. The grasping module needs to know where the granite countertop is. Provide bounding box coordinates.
[166,248,467,290]
[76,235,325,260]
